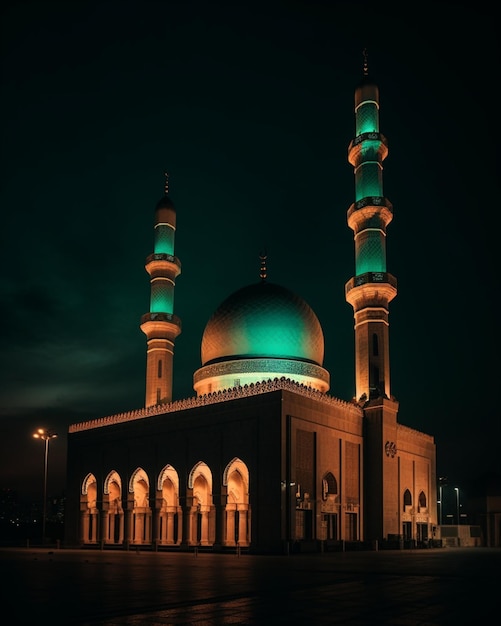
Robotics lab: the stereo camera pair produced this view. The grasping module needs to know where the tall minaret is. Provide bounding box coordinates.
[345,51,397,403]
[140,174,182,407]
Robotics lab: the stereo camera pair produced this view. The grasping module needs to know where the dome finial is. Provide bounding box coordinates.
[363,48,369,76]
[164,171,169,195]
[259,249,267,281]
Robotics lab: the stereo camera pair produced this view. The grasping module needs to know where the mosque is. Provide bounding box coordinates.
[65,62,437,553]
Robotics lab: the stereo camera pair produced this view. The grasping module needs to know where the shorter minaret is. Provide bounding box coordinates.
[140,174,182,406]
[345,52,397,403]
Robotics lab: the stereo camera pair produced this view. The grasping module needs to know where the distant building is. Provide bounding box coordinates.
[65,60,437,553]
[468,474,501,547]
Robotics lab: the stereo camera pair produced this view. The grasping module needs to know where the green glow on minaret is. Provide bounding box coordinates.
[346,51,397,403]
[356,101,379,135]
[154,224,175,256]
[356,230,386,274]
[351,61,386,272]
[354,161,383,201]
[150,281,174,313]
[141,172,182,407]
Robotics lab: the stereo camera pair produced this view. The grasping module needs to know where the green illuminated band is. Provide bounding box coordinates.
[154,223,175,255]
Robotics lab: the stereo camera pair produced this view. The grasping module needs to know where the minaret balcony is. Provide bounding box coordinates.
[346,271,397,291]
[141,312,182,326]
[345,272,397,309]
[347,196,393,231]
[348,132,388,166]
[147,252,176,263]
[146,252,181,266]
[140,312,182,340]
[145,253,181,278]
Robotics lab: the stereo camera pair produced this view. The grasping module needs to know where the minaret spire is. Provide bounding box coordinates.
[259,249,267,281]
[140,175,182,406]
[362,47,369,76]
[345,59,397,403]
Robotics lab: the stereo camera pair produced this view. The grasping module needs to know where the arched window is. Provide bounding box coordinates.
[322,472,338,501]
[418,491,427,510]
[403,489,412,510]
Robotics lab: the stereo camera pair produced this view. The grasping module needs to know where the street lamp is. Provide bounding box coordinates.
[454,487,460,526]
[438,477,447,526]
[33,428,58,544]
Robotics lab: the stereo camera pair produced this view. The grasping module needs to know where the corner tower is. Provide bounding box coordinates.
[140,174,182,407]
[345,53,397,403]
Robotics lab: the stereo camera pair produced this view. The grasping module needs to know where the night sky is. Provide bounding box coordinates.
[1,1,498,505]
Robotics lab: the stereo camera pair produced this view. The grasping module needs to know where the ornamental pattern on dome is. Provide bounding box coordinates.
[201,282,325,366]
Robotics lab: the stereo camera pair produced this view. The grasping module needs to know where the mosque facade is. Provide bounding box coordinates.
[65,64,437,553]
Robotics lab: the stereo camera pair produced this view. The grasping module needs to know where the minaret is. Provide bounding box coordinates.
[140,174,182,407]
[345,51,397,403]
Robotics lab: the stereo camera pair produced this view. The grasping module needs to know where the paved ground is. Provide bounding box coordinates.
[1,546,499,625]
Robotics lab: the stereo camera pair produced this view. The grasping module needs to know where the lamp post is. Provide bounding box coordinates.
[438,476,447,526]
[33,428,58,544]
[438,485,442,526]
[454,487,460,526]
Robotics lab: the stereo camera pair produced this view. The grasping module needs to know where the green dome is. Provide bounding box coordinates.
[201,282,325,367]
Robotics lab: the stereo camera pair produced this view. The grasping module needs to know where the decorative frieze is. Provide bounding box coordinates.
[69,377,361,433]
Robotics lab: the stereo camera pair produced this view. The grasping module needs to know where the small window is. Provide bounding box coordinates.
[158,359,163,378]
[403,489,412,510]
[372,333,379,356]
[418,491,427,509]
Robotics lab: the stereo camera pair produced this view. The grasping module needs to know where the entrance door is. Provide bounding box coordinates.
[345,513,358,541]
[323,514,338,540]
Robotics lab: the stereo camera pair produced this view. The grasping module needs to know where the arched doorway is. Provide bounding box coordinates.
[187,462,214,546]
[157,464,182,545]
[223,457,250,547]
[81,473,98,544]
[102,470,124,544]
[129,468,152,545]
[320,471,339,541]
